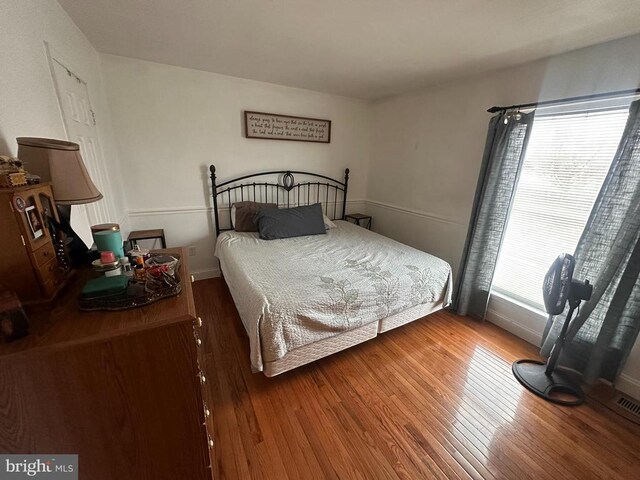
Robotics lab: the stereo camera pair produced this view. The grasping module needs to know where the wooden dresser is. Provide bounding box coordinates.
[0,248,214,480]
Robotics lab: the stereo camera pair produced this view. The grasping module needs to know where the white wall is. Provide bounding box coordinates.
[101,54,372,277]
[0,0,126,225]
[367,34,640,398]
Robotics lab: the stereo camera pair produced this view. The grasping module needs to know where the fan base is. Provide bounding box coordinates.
[513,359,584,406]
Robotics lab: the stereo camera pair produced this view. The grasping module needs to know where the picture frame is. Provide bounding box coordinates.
[25,205,44,239]
[244,111,331,143]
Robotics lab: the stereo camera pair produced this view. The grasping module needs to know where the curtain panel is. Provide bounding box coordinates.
[454,111,534,318]
[541,100,640,384]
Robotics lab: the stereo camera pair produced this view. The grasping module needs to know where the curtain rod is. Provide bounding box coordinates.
[487,87,640,113]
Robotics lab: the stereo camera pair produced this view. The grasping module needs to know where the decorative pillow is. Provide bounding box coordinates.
[323,215,337,229]
[233,201,277,232]
[256,203,326,240]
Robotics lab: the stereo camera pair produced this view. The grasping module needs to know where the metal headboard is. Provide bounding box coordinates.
[209,165,350,236]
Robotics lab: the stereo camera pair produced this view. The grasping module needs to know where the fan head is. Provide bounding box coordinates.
[543,253,575,315]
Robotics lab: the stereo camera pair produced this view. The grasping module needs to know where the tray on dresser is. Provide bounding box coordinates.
[78,254,182,311]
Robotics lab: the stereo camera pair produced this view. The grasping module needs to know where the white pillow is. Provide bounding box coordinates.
[323,215,337,230]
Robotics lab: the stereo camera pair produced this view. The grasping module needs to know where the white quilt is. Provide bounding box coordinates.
[215,221,452,372]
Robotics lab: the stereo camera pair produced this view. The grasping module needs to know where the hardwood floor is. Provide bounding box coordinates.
[194,278,640,479]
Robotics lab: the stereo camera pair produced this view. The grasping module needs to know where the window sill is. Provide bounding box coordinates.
[490,289,547,319]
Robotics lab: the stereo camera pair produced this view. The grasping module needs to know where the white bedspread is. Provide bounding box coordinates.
[215,221,452,372]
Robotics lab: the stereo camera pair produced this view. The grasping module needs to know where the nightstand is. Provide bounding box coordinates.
[128,228,167,249]
[345,213,372,230]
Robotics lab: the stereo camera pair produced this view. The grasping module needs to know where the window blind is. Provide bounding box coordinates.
[492,107,629,310]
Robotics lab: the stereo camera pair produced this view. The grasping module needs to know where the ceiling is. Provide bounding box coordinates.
[59,0,640,100]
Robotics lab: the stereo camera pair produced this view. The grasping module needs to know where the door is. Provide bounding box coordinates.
[47,45,115,247]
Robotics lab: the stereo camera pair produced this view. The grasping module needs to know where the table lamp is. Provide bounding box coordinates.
[16,137,103,264]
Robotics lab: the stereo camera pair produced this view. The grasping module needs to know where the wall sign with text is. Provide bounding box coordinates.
[244,111,331,143]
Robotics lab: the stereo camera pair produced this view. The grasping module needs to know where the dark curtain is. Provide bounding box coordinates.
[541,100,640,384]
[454,111,535,318]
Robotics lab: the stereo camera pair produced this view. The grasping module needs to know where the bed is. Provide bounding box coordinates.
[210,165,452,376]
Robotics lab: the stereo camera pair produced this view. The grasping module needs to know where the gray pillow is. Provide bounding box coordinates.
[256,204,327,240]
[233,201,277,232]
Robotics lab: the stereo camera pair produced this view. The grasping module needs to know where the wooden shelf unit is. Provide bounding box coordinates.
[0,183,72,303]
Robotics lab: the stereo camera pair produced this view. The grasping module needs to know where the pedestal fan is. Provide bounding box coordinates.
[512,253,592,406]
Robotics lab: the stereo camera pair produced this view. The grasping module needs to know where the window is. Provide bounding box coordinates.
[492,106,629,310]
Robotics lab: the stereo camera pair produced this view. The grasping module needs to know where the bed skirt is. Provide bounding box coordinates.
[262,300,443,377]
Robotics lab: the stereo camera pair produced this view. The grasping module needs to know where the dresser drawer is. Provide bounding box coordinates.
[41,279,58,297]
[33,242,56,268]
[37,258,63,289]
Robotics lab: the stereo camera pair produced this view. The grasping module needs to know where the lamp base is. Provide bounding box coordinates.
[512,359,584,406]
[55,204,89,266]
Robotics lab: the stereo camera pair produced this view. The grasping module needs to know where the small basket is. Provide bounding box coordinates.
[79,254,182,311]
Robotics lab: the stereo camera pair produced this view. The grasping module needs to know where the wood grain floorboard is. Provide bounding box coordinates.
[194,278,640,479]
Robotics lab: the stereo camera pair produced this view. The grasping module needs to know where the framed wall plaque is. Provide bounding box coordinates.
[244,111,331,143]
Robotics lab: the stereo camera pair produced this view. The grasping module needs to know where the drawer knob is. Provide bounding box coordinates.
[208,435,214,448]
[205,408,210,418]
[197,317,203,327]
[199,373,206,384]
[196,338,202,346]
[190,275,195,283]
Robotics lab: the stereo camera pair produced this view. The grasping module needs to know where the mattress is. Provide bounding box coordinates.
[216,220,452,373]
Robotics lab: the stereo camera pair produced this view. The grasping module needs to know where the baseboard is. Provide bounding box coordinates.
[617,373,640,401]
[191,267,221,280]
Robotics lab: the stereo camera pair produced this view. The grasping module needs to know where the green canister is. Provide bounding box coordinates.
[91,223,124,259]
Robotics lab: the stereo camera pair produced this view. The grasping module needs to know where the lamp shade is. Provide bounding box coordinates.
[16,137,103,205]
